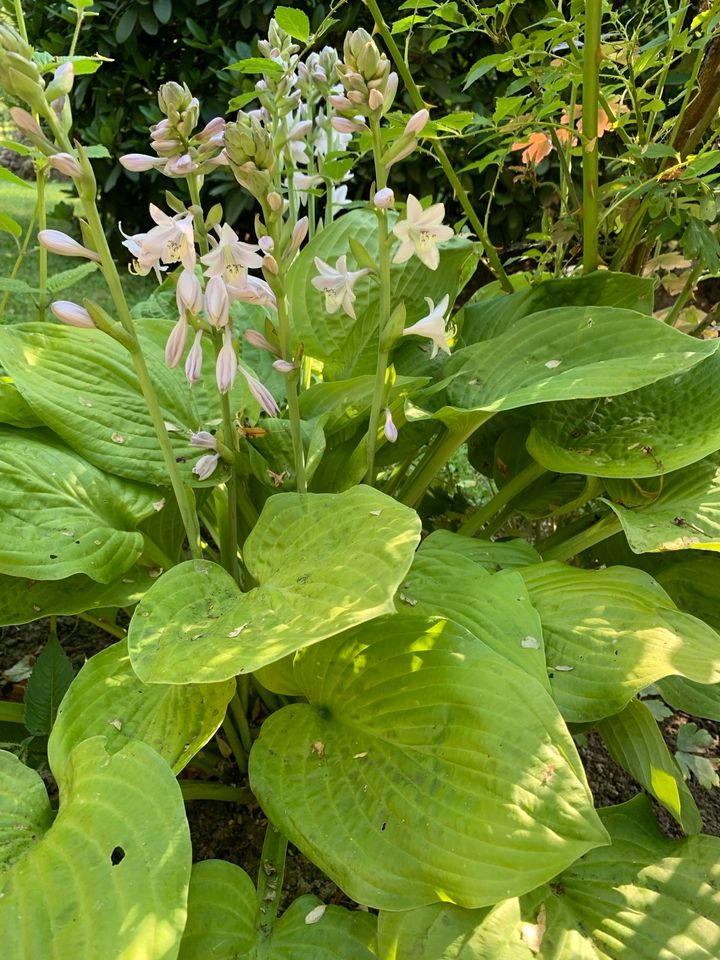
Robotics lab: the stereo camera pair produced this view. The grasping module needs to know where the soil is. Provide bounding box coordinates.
[2,613,720,908]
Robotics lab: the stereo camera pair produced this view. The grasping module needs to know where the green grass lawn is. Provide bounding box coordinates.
[0,179,155,323]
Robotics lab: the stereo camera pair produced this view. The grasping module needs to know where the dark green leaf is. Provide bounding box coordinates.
[23,633,75,736]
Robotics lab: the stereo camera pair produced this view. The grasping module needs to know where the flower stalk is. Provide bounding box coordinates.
[255,823,288,960]
[581,0,603,273]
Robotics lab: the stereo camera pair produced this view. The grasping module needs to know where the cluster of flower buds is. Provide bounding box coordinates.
[120,82,226,178]
[334,29,397,118]
[255,19,302,119]
[224,111,277,199]
[297,46,338,102]
[0,23,45,114]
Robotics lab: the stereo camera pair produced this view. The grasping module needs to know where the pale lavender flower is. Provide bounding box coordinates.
[404,109,430,136]
[185,329,204,385]
[239,363,279,416]
[392,195,454,270]
[258,235,275,253]
[374,187,395,209]
[165,315,189,368]
[120,153,165,172]
[205,275,230,328]
[38,230,100,262]
[216,327,238,394]
[189,430,217,449]
[228,276,277,310]
[47,153,82,178]
[383,408,398,443]
[244,328,279,355]
[289,120,312,140]
[50,300,94,328]
[403,294,452,358]
[292,172,323,206]
[192,453,220,480]
[176,269,203,315]
[287,216,309,257]
[272,359,295,374]
[311,255,370,319]
[200,223,263,285]
[332,184,351,210]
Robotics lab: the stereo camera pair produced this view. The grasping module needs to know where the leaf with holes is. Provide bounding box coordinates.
[48,640,234,779]
[0,428,161,583]
[178,859,377,959]
[0,738,190,958]
[129,487,421,682]
[249,615,607,911]
[520,562,720,722]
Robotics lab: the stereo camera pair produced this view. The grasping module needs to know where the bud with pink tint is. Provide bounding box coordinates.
[331,116,366,134]
[47,153,82,178]
[165,315,189,368]
[120,154,164,172]
[196,117,225,142]
[205,275,230,328]
[176,269,203,315]
[289,120,312,140]
[216,327,238,394]
[189,430,217,449]
[38,230,100,262]
[272,359,295,374]
[368,88,384,111]
[239,363,279,416]
[258,235,274,253]
[383,408,398,443]
[244,328,280,355]
[287,216,309,257]
[165,154,199,176]
[185,330,204,385]
[330,94,354,111]
[50,300,95,329]
[263,254,280,275]
[10,107,43,139]
[404,108,429,136]
[374,187,395,210]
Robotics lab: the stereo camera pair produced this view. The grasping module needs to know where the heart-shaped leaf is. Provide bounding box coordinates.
[249,615,607,911]
[0,738,191,958]
[418,529,541,570]
[0,428,161,583]
[129,487,421,682]
[48,639,234,779]
[520,562,720,722]
[178,860,378,960]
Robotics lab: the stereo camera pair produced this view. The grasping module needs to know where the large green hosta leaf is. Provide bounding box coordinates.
[0,376,41,427]
[286,209,477,378]
[527,351,720,478]
[178,859,378,960]
[596,698,701,834]
[0,566,154,626]
[0,427,161,583]
[418,529,541,570]
[520,563,720,722]
[249,615,607,911]
[604,453,720,552]
[129,487,421,682]
[0,319,254,486]
[0,738,191,959]
[48,639,234,779]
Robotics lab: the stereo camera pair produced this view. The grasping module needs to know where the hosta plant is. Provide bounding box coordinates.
[1,2,720,958]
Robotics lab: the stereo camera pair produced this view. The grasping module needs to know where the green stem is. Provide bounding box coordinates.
[221,715,248,775]
[0,701,25,724]
[365,117,392,484]
[0,202,37,317]
[645,2,689,143]
[77,612,126,640]
[255,823,288,959]
[459,461,547,536]
[230,688,253,754]
[476,501,516,539]
[665,261,702,326]
[581,0,602,272]
[36,166,47,321]
[179,781,253,804]
[68,9,84,57]
[538,513,622,562]
[217,352,240,584]
[363,0,513,293]
[251,676,283,714]
[12,0,28,42]
[186,174,208,255]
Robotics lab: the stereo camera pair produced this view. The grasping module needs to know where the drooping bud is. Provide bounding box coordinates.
[244,328,280,355]
[216,327,238,394]
[189,430,218,449]
[272,359,295,374]
[185,329,204,385]
[50,300,95,329]
[47,153,82,178]
[9,106,43,139]
[204,275,230,328]
[374,187,395,209]
[238,363,279,416]
[38,229,101,262]
[404,108,430,136]
[165,315,188,368]
[330,116,366,135]
[196,117,225,142]
[120,153,164,172]
[176,269,203,315]
[192,453,220,480]
[288,120,312,141]
[383,408,398,443]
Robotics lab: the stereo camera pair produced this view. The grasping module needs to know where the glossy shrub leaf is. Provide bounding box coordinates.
[23,633,75,736]
[178,859,378,960]
[378,898,533,959]
[520,563,720,722]
[604,453,720,552]
[527,352,720,478]
[521,795,720,958]
[0,566,155,626]
[48,639,234,779]
[0,737,191,959]
[0,320,253,486]
[129,487,421,682]
[398,550,548,689]
[418,529,541,570]
[0,428,161,583]
[596,698,701,834]
[250,615,607,911]
[286,209,477,378]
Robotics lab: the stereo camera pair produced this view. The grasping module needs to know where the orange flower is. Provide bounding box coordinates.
[511,131,553,166]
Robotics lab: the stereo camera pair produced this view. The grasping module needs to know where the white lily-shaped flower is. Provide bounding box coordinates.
[227,276,277,311]
[311,255,370,319]
[402,294,453,358]
[291,171,323,206]
[192,453,220,481]
[392,195,454,271]
[200,223,263,285]
[129,205,197,273]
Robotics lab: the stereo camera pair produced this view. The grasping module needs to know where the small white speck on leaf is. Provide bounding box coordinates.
[304,905,326,925]
[163,421,180,432]
[94,539,103,546]
[111,432,125,444]
[545,359,561,369]
[370,509,382,516]
[149,567,163,578]
[32,604,41,612]
[521,636,539,649]
[121,577,135,584]
[227,624,248,638]
[78,396,92,407]
[108,718,122,731]
[312,741,325,758]
[354,752,369,759]
[399,593,417,606]
[153,499,166,512]
[554,664,574,672]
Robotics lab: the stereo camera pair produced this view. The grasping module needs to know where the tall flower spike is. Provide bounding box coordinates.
[402,294,453,358]
[392,195,454,271]
[311,255,370,319]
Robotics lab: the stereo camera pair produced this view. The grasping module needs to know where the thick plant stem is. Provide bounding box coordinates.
[230,688,253,754]
[363,0,513,294]
[36,166,47,321]
[539,514,622,562]
[665,261,702,326]
[13,0,28,41]
[256,823,288,959]
[582,0,602,273]
[180,781,253,804]
[221,715,248,775]
[77,612,126,639]
[365,117,392,484]
[459,461,547,536]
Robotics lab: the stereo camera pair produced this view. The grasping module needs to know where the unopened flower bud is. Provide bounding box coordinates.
[272,358,295,374]
[267,191,283,213]
[165,153,199,177]
[192,452,220,480]
[176,269,203,315]
[385,138,417,169]
[48,153,82,178]
[44,61,74,101]
[50,300,95,329]
[383,408,398,443]
[189,430,217,449]
[38,229,101,262]
[374,187,395,209]
[258,235,274,253]
[185,329,204,385]
[205,275,230,328]
[287,216,308,256]
[239,363,279,416]
[329,94,354,112]
[244,328,280,355]
[216,327,238,394]
[263,254,279,275]
[158,81,193,117]
[368,88,384,112]
[331,116,365,134]
[196,117,225,142]
[165,315,188,368]
[404,108,430,136]
[9,106,43,138]
[289,120,312,141]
